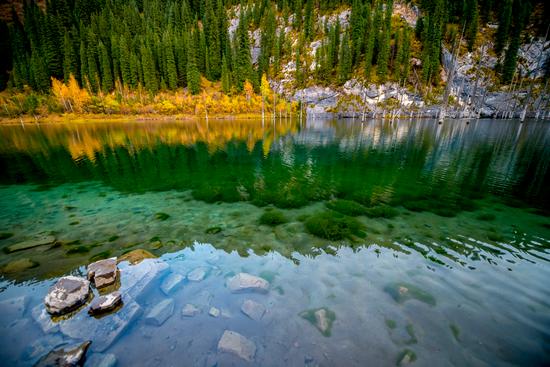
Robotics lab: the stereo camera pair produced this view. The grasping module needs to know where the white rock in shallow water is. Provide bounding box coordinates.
[187,267,208,282]
[240,300,266,321]
[35,341,91,367]
[145,298,174,326]
[209,307,220,318]
[160,273,184,295]
[226,273,269,294]
[44,276,91,315]
[217,330,256,362]
[88,291,122,315]
[87,258,118,289]
[181,304,201,317]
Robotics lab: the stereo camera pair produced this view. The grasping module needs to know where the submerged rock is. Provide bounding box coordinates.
[5,235,55,253]
[299,307,336,337]
[35,341,91,367]
[84,353,117,367]
[0,295,29,319]
[60,301,141,352]
[88,292,122,316]
[209,307,220,318]
[181,304,201,317]
[118,249,156,265]
[32,305,59,334]
[226,273,270,294]
[44,276,91,315]
[187,267,208,282]
[145,298,174,326]
[397,349,417,366]
[384,282,436,306]
[160,273,184,295]
[2,258,39,273]
[217,330,256,362]
[240,300,266,321]
[87,258,118,289]
[120,259,168,302]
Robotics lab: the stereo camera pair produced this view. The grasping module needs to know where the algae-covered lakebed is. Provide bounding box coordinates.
[0,118,549,366]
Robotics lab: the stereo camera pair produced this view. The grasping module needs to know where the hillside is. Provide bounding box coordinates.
[0,0,549,120]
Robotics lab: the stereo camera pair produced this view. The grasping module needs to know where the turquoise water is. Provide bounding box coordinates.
[0,119,549,366]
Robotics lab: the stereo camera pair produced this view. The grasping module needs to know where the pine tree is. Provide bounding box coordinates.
[350,0,364,66]
[495,0,512,55]
[339,32,352,85]
[501,31,519,84]
[163,32,178,89]
[235,11,253,91]
[304,0,314,41]
[141,43,158,92]
[187,31,201,94]
[464,0,479,51]
[63,31,78,82]
[258,4,277,78]
[221,54,232,94]
[98,41,113,92]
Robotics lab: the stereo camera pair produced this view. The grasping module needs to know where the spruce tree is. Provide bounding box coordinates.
[304,0,314,41]
[339,32,352,85]
[163,32,178,89]
[221,54,232,94]
[99,41,113,92]
[63,31,78,82]
[495,0,512,55]
[187,31,201,94]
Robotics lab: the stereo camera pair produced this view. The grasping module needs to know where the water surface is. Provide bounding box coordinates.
[0,119,549,366]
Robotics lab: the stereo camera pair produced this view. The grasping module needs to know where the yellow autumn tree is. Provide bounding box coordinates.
[51,74,90,113]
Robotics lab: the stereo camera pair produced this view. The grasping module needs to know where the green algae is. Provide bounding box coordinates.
[90,250,112,262]
[450,323,461,342]
[0,232,13,240]
[405,323,418,344]
[396,349,417,366]
[326,199,367,216]
[477,213,496,221]
[65,245,91,255]
[205,226,223,234]
[155,212,170,221]
[365,205,399,219]
[305,211,366,241]
[108,235,119,242]
[385,319,397,329]
[384,282,436,306]
[259,210,288,226]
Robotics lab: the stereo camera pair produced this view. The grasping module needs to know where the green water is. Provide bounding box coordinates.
[0,119,549,366]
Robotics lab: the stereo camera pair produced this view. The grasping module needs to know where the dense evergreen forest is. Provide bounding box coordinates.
[0,0,548,98]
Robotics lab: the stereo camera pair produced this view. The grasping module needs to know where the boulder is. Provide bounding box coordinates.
[240,300,266,321]
[145,298,174,326]
[118,249,157,265]
[88,291,122,316]
[84,353,117,367]
[35,341,91,367]
[6,235,56,253]
[181,304,201,317]
[187,267,208,282]
[226,273,269,294]
[87,258,118,289]
[44,276,91,315]
[160,273,184,295]
[217,330,256,362]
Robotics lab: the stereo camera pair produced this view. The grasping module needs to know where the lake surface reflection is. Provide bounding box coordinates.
[0,119,549,366]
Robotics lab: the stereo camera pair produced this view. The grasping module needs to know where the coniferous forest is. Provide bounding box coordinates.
[0,0,548,118]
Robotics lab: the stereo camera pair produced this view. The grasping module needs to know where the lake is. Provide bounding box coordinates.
[0,118,549,366]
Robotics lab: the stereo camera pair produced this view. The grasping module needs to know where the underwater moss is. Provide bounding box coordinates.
[403,200,431,212]
[108,235,119,242]
[450,323,461,342]
[155,212,170,221]
[405,323,418,344]
[476,213,496,221]
[205,226,223,234]
[0,232,13,240]
[325,199,367,216]
[299,307,336,337]
[90,250,112,262]
[65,246,91,255]
[365,205,399,219]
[384,282,436,306]
[69,221,80,226]
[305,211,366,241]
[396,349,417,366]
[259,210,288,226]
[486,231,504,242]
[192,185,243,203]
[385,319,397,329]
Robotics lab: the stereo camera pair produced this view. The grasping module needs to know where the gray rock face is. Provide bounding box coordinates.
[187,267,208,282]
[145,298,174,326]
[6,235,56,253]
[240,300,266,321]
[88,291,122,315]
[60,301,142,352]
[160,273,184,295]
[44,276,91,315]
[84,353,117,367]
[181,304,201,317]
[217,330,256,362]
[87,258,118,289]
[35,341,91,367]
[227,273,269,294]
